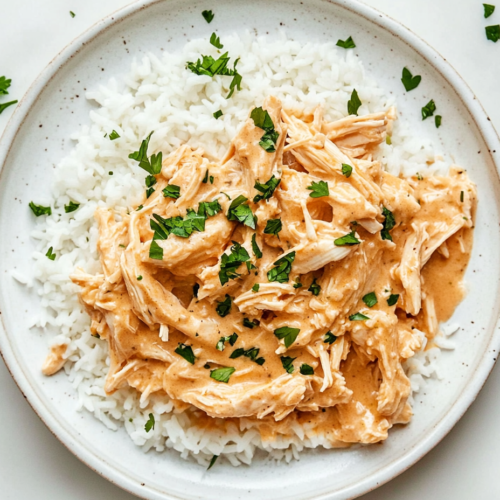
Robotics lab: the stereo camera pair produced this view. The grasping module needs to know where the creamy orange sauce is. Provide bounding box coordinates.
[46,97,477,448]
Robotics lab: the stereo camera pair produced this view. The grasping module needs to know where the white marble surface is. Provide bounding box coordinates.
[1,0,499,498]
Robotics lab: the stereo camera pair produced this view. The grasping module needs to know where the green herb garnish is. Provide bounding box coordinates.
[308,278,321,296]
[381,206,396,241]
[300,364,314,375]
[109,130,120,140]
[274,326,300,348]
[336,36,356,49]
[293,279,303,289]
[484,4,496,18]
[69,11,76,18]
[250,107,280,153]
[401,67,421,92]
[307,180,329,198]
[387,294,399,306]
[362,292,377,308]
[129,132,163,175]
[253,175,281,202]
[215,294,232,317]
[149,240,164,260]
[227,195,256,229]
[64,201,80,213]
[324,332,337,344]
[202,10,214,23]
[341,163,353,178]
[219,241,251,285]
[163,184,181,199]
[264,218,282,237]
[0,76,12,95]
[210,32,223,49]
[243,318,258,329]
[267,251,295,283]
[216,332,238,351]
[210,366,235,383]
[435,115,442,128]
[145,413,155,432]
[421,100,436,120]
[0,100,18,115]
[29,202,52,217]
[45,247,56,261]
[207,455,218,470]
[137,275,143,281]
[175,343,196,364]
[213,110,223,119]
[486,24,500,42]
[136,205,143,211]
[334,231,360,246]
[252,283,260,292]
[251,234,262,259]
[349,312,369,321]
[230,346,263,364]
[347,89,362,116]
[280,356,296,374]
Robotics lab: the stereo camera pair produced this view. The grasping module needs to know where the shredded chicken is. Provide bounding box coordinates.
[45,97,476,447]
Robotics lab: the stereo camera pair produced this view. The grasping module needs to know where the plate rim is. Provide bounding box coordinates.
[1,0,500,499]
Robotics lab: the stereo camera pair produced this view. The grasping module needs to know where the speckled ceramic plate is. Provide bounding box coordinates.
[1,0,500,499]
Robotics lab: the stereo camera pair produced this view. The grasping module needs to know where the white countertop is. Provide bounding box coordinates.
[1,0,499,498]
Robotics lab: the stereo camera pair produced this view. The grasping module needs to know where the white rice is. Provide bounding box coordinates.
[18,33,455,467]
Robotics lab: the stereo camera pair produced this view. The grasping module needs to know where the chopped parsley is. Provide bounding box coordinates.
[146,187,155,198]
[308,278,321,296]
[215,294,232,317]
[324,332,337,344]
[336,36,356,49]
[199,199,222,217]
[128,131,163,175]
[64,201,80,213]
[253,175,281,202]
[230,346,264,365]
[307,180,329,198]
[0,100,18,115]
[202,10,214,23]
[252,283,260,293]
[421,100,436,120]
[381,206,396,241]
[293,278,303,289]
[227,195,256,229]
[250,107,280,153]
[29,202,51,217]
[216,333,238,352]
[144,413,155,432]
[362,292,377,308]
[349,312,369,321]
[486,24,500,42]
[280,356,296,374]
[45,247,56,261]
[341,163,353,178]
[274,326,300,348]
[401,67,421,92]
[386,135,392,145]
[207,455,218,470]
[300,363,314,375]
[435,115,442,128]
[0,76,12,95]
[109,130,120,140]
[210,366,235,383]
[267,251,295,283]
[213,110,223,119]
[484,4,496,18]
[69,11,76,18]
[210,176,214,184]
[137,275,143,281]
[219,241,251,285]
[387,294,399,306]
[149,240,163,260]
[251,233,262,259]
[210,32,223,49]
[264,218,282,237]
[163,184,181,199]
[347,89,362,116]
[136,205,144,211]
[175,343,196,364]
[334,231,360,246]
[243,318,258,329]
[146,175,157,189]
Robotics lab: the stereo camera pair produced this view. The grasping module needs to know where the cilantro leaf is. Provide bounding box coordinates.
[341,163,353,178]
[230,346,263,365]
[349,312,369,321]
[267,251,295,283]
[307,180,329,198]
[109,130,120,140]
[280,356,296,374]
[253,175,281,202]
[387,294,399,306]
[435,115,442,128]
[219,241,251,285]
[250,107,279,153]
[401,67,421,92]
[202,10,214,23]
[149,240,164,260]
[336,36,356,49]
[0,76,12,95]
[274,326,300,348]
[129,132,163,175]
[334,231,360,246]
[213,110,223,119]
[69,11,76,18]
[347,89,362,116]
[421,100,436,120]
[308,278,321,296]
[484,4,496,18]
[293,278,303,289]
[216,333,238,351]
[300,363,314,375]
[215,294,232,317]
[227,195,256,229]
[210,366,235,383]
[207,455,218,470]
[198,199,222,217]
[45,247,56,261]
[324,332,337,344]
[163,184,181,199]
[251,233,262,259]
[243,318,258,329]
[0,100,18,115]
[381,206,395,241]
[175,343,196,364]
[144,413,155,432]
[64,201,80,213]
[362,292,377,308]
[264,218,282,237]
[210,32,223,49]
[29,202,51,217]
[486,24,500,42]
[252,283,260,292]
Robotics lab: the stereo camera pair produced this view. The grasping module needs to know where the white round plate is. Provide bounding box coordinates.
[1,0,500,499]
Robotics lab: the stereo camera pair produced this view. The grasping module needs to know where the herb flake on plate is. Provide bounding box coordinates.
[334,231,360,246]
[307,180,329,198]
[347,89,362,116]
[29,202,51,217]
[336,36,356,49]
[274,326,300,348]
[267,251,295,283]
[175,343,196,364]
[210,366,235,383]
[421,100,436,120]
[202,10,214,23]
[401,67,421,92]
[484,4,496,18]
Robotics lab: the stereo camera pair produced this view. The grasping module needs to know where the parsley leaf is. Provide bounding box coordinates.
[362,292,377,307]
[336,36,356,49]
[29,202,51,217]
[341,163,353,178]
[267,251,295,283]
[324,332,337,344]
[0,100,18,114]
[401,67,422,92]
[163,184,181,199]
[280,356,296,374]
[175,343,196,364]
[484,4,496,18]
[252,283,260,292]
[300,363,314,375]
[149,240,164,260]
[0,76,12,95]
[128,132,163,175]
[421,100,436,120]
[227,195,256,229]
[349,312,369,321]
[210,32,223,49]
[307,180,329,198]
[293,278,303,289]
[243,318,258,329]
[69,11,76,18]
[198,199,222,217]
[486,25,500,42]
[109,130,120,140]
[250,107,280,153]
[202,10,214,23]
[253,175,281,202]
[274,326,300,348]
[213,110,223,119]
[215,294,232,317]
[334,231,360,246]
[210,366,235,383]
[45,247,56,261]
[216,333,238,351]
[264,218,282,237]
[387,294,399,306]
[137,275,143,281]
[230,346,262,365]
[347,89,362,116]
[251,234,262,259]
[144,413,155,432]
[308,278,321,296]
[381,206,396,241]
[219,241,250,285]
[207,455,218,470]
[64,201,79,213]
[435,115,442,128]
